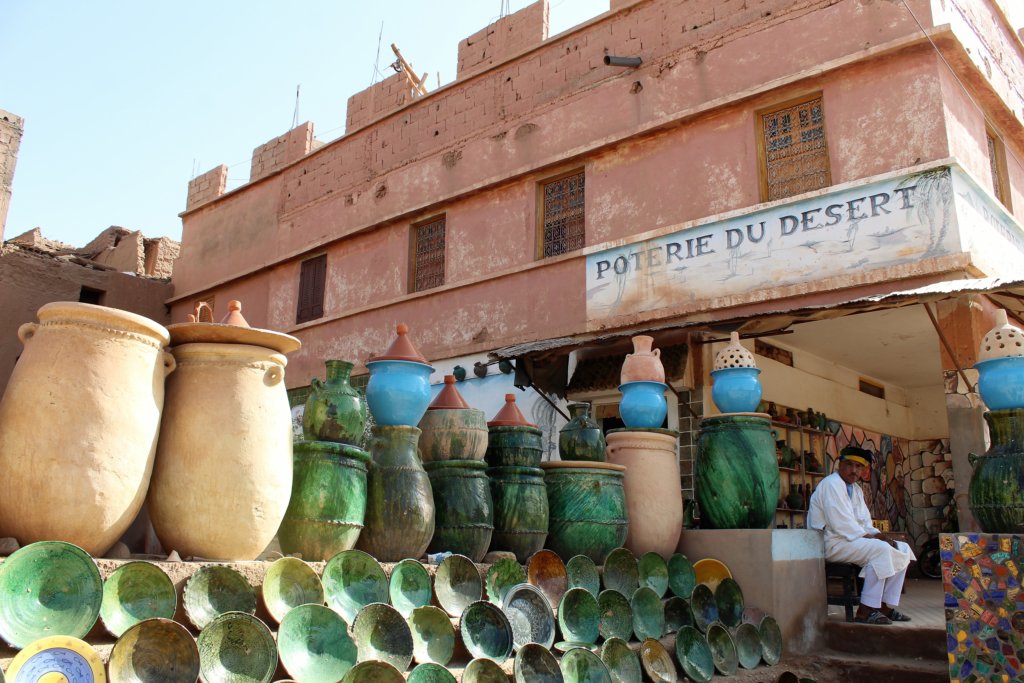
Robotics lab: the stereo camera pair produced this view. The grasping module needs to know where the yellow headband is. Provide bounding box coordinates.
[842,455,869,467]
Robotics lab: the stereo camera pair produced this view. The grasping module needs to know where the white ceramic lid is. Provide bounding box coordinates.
[979,309,1024,361]
[713,331,757,370]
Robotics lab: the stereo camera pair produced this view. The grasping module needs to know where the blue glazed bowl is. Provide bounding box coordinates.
[366,359,434,426]
[975,357,1024,410]
[618,381,667,429]
[710,367,762,413]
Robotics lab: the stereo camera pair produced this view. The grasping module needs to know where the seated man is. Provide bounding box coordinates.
[807,446,916,625]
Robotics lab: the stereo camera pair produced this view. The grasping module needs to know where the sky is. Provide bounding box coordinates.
[2,0,608,247]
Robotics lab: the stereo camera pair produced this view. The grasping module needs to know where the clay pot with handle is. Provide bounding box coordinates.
[620,336,665,384]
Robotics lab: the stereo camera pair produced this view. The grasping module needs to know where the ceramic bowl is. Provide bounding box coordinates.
[0,541,103,649]
[460,600,514,664]
[340,660,405,683]
[527,549,568,610]
[714,577,744,628]
[197,612,277,683]
[558,587,600,646]
[462,657,509,683]
[352,603,414,672]
[759,615,783,666]
[637,552,669,597]
[322,549,388,623]
[664,596,693,633]
[600,637,641,683]
[486,557,526,605]
[639,638,677,683]
[183,565,256,631]
[514,642,562,682]
[601,547,638,596]
[389,558,433,617]
[735,622,763,669]
[674,626,714,683]
[706,622,739,675]
[261,556,324,624]
[407,662,457,683]
[365,359,433,426]
[596,589,632,642]
[975,357,1024,410]
[561,646,613,683]
[618,381,668,428]
[566,555,600,597]
[4,635,105,682]
[710,367,762,413]
[630,586,665,641]
[692,558,732,591]
[108,617,200,683]
[667,553,696,599]
[501,582,556,651]
[408,605,455,666]
[100,560,176,637]
[434,553,482,617]
[278,603,357,682]
[689,584,718,632]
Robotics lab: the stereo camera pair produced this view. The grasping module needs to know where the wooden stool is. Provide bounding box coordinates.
[825,561,862,622]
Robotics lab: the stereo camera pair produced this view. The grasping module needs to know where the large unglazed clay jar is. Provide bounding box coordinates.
[0,302,173,556]
[148,342,293,560]
[605,428,683,557]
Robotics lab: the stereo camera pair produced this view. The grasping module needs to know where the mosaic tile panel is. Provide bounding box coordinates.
[942,532,1024,683]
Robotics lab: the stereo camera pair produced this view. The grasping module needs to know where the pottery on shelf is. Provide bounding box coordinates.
[366,324,433,426]
[710,332,762,413]
[605,429,682,557]
[418,376,488,462]
[621,335,665,384]
[303,359,367,444]
[559,402,606,462]
[695,414,780,529]
[425,460,494,562]
[618,381,668,429]
[278,441,370,561]
[541,461,628,564]
[357,425,435,562]
[0,303,173,555]
[487,465,549,562]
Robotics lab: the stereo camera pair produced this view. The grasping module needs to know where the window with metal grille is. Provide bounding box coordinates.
[986,129,1011,210]
[539,170,585,258]
[411,216,446,292]
[758,95,831,201]
[296,254,327,324]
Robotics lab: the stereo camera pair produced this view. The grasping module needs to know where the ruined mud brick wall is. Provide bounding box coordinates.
[0,109,24,242]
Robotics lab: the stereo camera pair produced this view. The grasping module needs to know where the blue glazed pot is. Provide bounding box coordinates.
[367,359,434,426]
[976,357,1024,410]
[710,367,762,414]
[619,381,668,429]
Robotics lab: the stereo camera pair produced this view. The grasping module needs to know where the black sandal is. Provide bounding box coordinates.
[854,610,892,625]
[887,609,911,622]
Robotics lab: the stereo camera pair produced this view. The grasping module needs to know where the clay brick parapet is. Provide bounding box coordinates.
[346,72,416,134]
[186,165,228,212]
[456,0,550,80]
[250,122,317,183]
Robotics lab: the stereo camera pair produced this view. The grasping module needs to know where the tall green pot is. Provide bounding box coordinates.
[542,461,627,563]
[695,414,779,529]
[969,409,1024,533]
[425,460,494,562]
[303,360,367,445]
[279,441,370,560]
[357,425,436,562]
[487,465,548,562]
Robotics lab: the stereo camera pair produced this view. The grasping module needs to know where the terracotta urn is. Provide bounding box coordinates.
[605,428,682,557]
[620,335,665,384]
[148,341,294,560]
[0,303,173,556]
[302,360,367,445]
[418,375,488,462]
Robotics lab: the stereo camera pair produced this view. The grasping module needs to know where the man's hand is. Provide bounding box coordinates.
[867,533,897,548]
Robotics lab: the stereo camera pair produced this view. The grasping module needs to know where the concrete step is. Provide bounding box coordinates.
[819,651,949,683]
[825,620,947,660]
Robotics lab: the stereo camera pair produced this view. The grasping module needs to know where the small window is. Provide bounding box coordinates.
[538,169,585,259]
[859,378,885,399]
[79,286,104,305]
[410,215,446,292]
[986,128,1012,210]
[757,95,831,201]
[296,254,327,324]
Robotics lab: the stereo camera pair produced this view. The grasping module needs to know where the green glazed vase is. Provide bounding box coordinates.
[487,465,549,562]
[425,460,494,562]
[303,360,367,445]
[279,441,370,561]
[559,403,606,462]
[357,425,436,562]
[969,408,1024,533]
[695,414,780,529]
[542,462,627,564]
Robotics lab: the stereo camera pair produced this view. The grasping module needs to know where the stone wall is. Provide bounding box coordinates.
[0,109,24,242]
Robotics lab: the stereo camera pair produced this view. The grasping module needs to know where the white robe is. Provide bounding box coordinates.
[807,472,915,580]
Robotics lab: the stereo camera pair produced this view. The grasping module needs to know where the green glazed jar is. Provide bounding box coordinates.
[558,403,606,462]
[487,465,548,562]
[969,409,1024,533]
[425,460,494,562]
[303,360,367,445]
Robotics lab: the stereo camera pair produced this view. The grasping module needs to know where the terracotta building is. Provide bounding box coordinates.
[172,0,1023,633]
[0,226,178,395]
